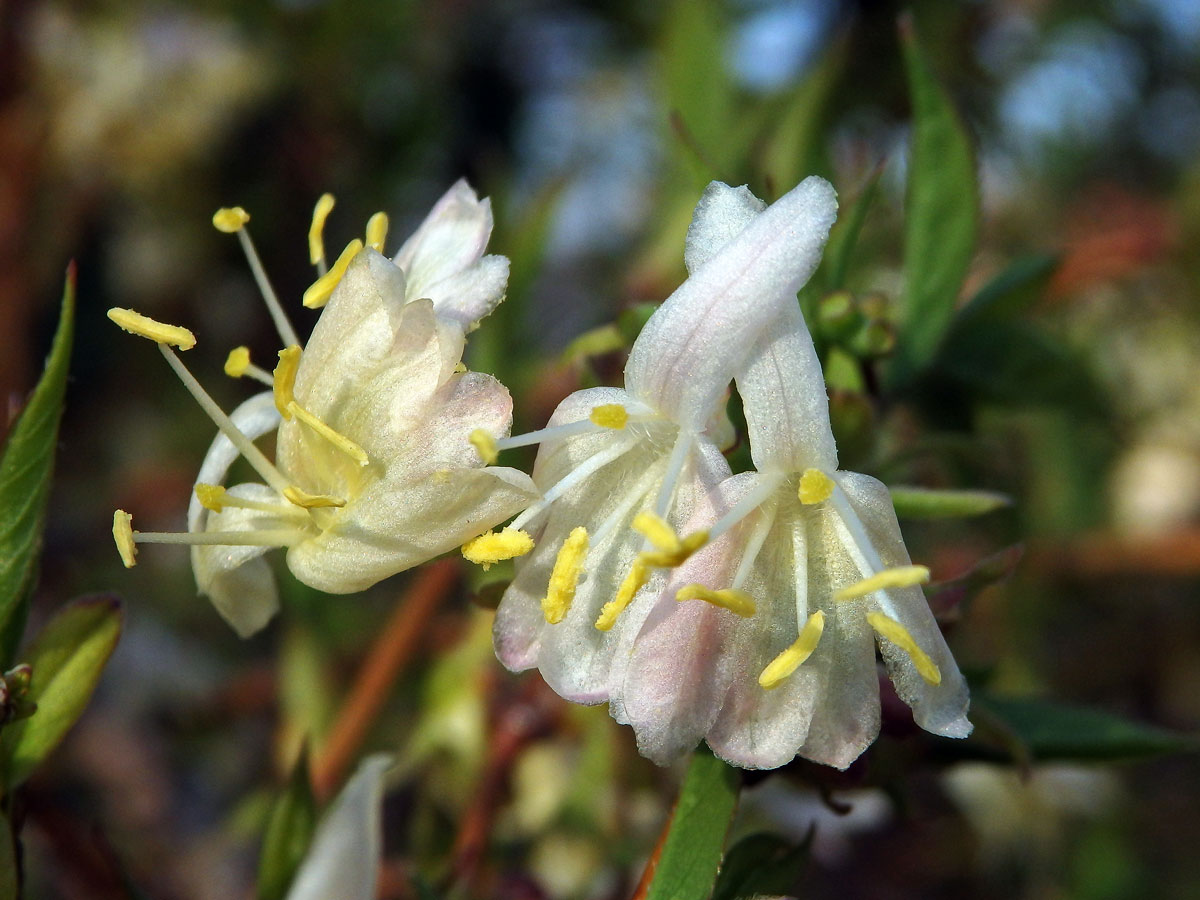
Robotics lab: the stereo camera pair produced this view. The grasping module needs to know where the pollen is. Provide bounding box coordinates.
[834,565,930,602]
[758,610,825,689]
[195,483,227,512]
[462,528,535,570]
[589,404,628,429]
[867,612,941,685]
[675,584,756,618]
[273,345,302,417]
[107,308,196,350]
[224,346,252,378]
[112,510,137,568]
[283,486,347,509]
[469,428,499,465]
[798,468,835,504]
[542,527,588,624]
[632,510,677,551]
[631,511,708,568]
[303,238,363,308]
[288,403,370,467]
[308,193,336,265]
[365,211,389,252]
[212,206,250,233]
[595,559,649,631]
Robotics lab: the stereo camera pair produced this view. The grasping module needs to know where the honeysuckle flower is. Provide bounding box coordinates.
[486,177,838,706]
[612,185,971,770]
[285,755,391,900]
[110,184,537,636]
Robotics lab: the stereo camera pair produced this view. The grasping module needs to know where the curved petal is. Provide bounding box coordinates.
[394,180,494,306]
[421,255,509,330]
[684,182,765,275]
[625,176,837,431]
[285,755,392,900]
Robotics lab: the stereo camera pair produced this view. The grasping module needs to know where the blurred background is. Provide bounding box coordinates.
[4,0,1200,897]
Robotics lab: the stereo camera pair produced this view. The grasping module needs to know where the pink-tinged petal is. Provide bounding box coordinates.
[188,391,280,533]
[391,371,515,475]
[285,755,391,900]
[736,302,838,474]
[393,180,493,303]
[625,176,837,431]
[684,182,765,275]
[837,472,972,739]
[420,255,510,329]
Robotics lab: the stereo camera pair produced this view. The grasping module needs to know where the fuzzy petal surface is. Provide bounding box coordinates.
[683,182,766,274]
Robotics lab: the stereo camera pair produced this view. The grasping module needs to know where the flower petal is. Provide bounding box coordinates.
[625,176,837,431]
[285,754,391,900]
[393,179,494,307]
[684,181,766,274]
[419,255,510,330]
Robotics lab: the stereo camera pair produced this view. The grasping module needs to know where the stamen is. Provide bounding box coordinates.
[195,484,308,518]
[212,207,250,233]
[589,404,628,429]
[107,308,196,350]
[652,430,692,519]
[731,500,777,590]
[632,512,708,567]
[273,345,302,417]
[132,529,302,547]
[508,438,637,533]
[158,345,290,494]
[112,510,137,568]
[224,347,273,386]
[309,193,336,271]
[365,212,389,253]
[283,486,347,509]
[834,565,930,602]
[798,468,835,504]
[675,584,755,617]
[709,471,787,541]
[195,484,226,512]
[461,528,534,570]
[595,559,649,632]
[288,402,370,467]
[542,527,588,624]
[758,610,825,689]
[469,429,498,465]
[631,510,680,553]
[867,612,941,685]
[303,239,363,308]
[496,419,605,451]
[591,465,663,547]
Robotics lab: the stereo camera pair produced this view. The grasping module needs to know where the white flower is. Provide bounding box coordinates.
[487,177,838,707]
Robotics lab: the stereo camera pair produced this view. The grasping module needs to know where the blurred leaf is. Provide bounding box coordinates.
[618,303,660,345]
[712,831,811,900]
[0,809,15,900]
[823,165,884,294]
[954,253,1060,328]
[562,325,626,367]
[645,744,740,900]
[0,595,122,790]
[0,266,75,666]
[890,486,1012,519]
[926,544,1024,620]
[973,694,1198,763]
[277,624,336,773]
[257,746,319,900]
[890,16,978,388]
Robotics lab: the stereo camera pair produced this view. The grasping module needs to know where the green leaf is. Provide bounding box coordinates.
[972,694,1198,763]
[953,253,1059,329]
[0,595,122,790]
[823,165,884,294]
[0,267,75,666]
[0,810,16,900]
[711,831,811,900]
[889,486,1012,519]
[645,744,740,900]
[257,746,319,900]
[890,15,979,388]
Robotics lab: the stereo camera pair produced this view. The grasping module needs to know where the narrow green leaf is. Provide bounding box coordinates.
[645,744,740,900]
[0,595,122,789]
[973,694,1198,763]
[890,486,1012,519]
[0,266,75,665]
[823,164,884,293]
[712,831,811,900]
[0,809,16,900]
[890,15,979,387]
[257,746,319,900]
[953,253,1059,328]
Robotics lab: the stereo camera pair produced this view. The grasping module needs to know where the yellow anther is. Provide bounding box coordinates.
[288,402,370,467]
[106,308,196,350]
[303,238,363,308]
[273,345,302,418]
[195,484,227,512]
[675,584,756,618]
[112,510,137,568]
[589,404,629,429]
[365,211,389,252]
[867,612,941,685]
[308,193,336,265]
[283,486,347,509]
[595,559,649,632]
[758,610,826,689]
[454,362,468,374]
[224,346,252,378]
[469,428,498,465]
[632,511,681,553]
[834,565,930,602]
[542,527,589,624]
[642,529,708,568]
[461,528,534,570]
[798,468,835,504]
[213,206,250,233]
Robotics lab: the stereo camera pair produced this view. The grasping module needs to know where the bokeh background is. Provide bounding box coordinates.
[4,0,1200,897]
